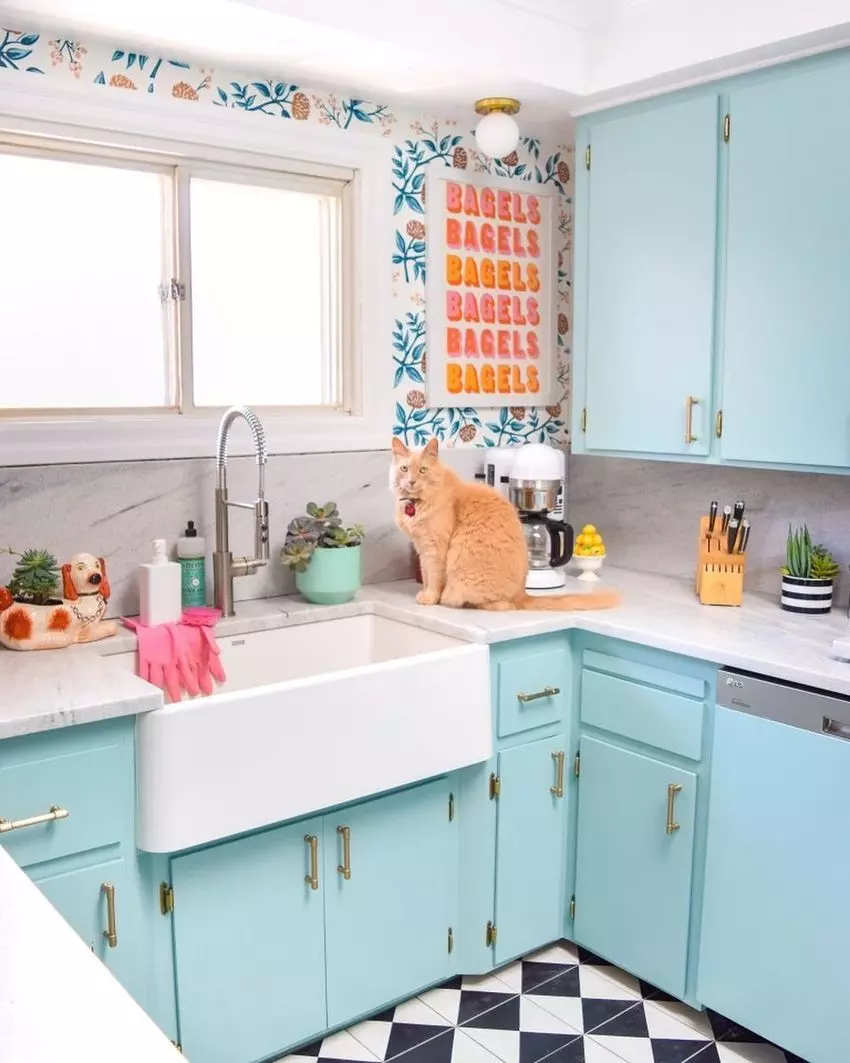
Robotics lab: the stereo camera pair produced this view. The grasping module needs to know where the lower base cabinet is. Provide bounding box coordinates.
[493,735,567,964]
[170,779,456,1063]
[324,780,457,1026]
[573,737,696,998]
[30,856,142,1000]
[171,817,327,1063]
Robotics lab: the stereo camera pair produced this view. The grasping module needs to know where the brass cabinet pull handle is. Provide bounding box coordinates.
[715,409,723,439]
[337,825,351,880]
[666,783,682,835]
[550,751,565,798]
[517,685,560,704]
[304,834,319,890]
[685,396,699,444]
[0,805,69,834]
[101,882,118,948]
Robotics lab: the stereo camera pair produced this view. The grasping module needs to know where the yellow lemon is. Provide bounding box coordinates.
[582,524,596,535]
[591,533,603,546]
[590,545,605,556]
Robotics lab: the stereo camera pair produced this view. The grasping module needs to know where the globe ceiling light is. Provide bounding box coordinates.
[473,98,521,159]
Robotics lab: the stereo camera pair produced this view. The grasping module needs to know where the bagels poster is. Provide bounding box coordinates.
[426,170,557,407]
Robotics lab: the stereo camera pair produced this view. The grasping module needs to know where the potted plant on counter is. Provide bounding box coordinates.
[2,547,61,605]
[280,502,365,605]
[781,525,840,615]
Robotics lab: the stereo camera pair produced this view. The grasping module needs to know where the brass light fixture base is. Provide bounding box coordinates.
[474,97,521,117]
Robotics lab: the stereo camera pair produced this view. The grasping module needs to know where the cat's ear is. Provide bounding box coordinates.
[391,438,409,459]
[423,437,439,460]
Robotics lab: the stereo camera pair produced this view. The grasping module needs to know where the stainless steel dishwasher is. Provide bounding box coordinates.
[697,668,850,1063]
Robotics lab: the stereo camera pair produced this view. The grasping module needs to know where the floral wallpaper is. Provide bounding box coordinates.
[0,27,573,448]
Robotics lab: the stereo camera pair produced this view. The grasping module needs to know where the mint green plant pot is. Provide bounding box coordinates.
[295,546,361,605]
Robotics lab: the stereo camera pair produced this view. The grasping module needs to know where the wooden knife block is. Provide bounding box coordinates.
[695,515,747,606]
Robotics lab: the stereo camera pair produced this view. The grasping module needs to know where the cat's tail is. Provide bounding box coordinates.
[513,589,621,611]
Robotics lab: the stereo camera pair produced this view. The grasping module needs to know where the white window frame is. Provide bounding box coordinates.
[0,71,392,464]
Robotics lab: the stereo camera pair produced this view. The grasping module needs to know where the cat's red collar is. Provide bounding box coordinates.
[403,500,416,517]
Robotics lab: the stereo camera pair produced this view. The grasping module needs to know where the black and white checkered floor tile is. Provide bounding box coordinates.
[282,941,808,1063]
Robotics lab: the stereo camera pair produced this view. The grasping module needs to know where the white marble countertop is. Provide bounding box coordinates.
[4,567,850,743]
[0,846,181,1063]
[0,640,161,740]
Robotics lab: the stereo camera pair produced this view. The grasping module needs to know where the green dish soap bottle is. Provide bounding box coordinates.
[177,521,206,607]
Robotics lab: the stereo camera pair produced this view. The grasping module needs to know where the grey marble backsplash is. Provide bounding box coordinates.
[567,455,850,608]
[0,449,480,617]
[6,446,847,617]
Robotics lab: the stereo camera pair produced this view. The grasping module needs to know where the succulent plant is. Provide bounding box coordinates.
[783,525,839,581]
[2,547,60,605]
[280,502,365,571]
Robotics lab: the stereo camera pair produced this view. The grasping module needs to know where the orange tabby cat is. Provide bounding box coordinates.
[391,438,620,612]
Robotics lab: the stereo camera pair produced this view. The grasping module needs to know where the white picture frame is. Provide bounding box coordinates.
[426,167,558,408]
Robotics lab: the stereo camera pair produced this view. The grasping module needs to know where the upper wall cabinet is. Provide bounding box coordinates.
[572,50,850,474]
[720,60,850,467]
[578,95,719,456]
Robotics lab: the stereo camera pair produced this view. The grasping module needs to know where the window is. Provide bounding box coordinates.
[0,137,350,416]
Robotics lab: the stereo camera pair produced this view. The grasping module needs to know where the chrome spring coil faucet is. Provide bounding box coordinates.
[213,406,270,616]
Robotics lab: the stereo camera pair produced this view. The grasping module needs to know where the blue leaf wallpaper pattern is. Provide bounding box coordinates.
[0,28,573,448]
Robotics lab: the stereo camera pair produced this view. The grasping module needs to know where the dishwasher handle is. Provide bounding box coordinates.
[823,716,850,742]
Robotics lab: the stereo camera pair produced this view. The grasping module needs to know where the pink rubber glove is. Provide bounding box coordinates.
[177,607,226,693]
[122,618,197,703]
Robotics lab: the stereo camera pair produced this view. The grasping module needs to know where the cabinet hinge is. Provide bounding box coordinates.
[573,751,581,778]
[485,920,497,947]
[569,895,576,921]
[580,408,587,434]
[715,409,723,439]
[159,882,174,915]
[448,792,455,822]
[448,927,454,954]
[584,145,591,170]
[722,114,731,143]
[489,773,501,800]
[159,278,186,303]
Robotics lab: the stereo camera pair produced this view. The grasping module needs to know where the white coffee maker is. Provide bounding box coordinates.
[508,444,572,590]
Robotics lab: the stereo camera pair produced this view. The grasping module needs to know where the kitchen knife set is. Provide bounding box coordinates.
[695,500,749,607]
[707,499,752,555]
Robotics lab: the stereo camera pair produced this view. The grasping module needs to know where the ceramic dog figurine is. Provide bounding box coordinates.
[0,553,118,651]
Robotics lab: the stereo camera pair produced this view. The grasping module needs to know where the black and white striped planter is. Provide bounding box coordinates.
[780,575,834,615]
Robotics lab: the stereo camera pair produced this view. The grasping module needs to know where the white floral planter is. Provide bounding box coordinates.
[780,575,834,615]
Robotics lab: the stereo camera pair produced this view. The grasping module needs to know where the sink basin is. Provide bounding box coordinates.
[115,614,491,852]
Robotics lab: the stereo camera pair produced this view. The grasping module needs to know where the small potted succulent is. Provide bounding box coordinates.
[280,502,365,605]
[2,548,61,605]
[781,525,840,615]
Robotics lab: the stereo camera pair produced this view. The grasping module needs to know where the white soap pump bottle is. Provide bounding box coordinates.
[139,539,182,628]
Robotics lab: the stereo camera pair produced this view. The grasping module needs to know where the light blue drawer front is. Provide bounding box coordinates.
[0,742,130,867]
[580,669,704,761]
[497,648,567,737]
[583,649,707,700]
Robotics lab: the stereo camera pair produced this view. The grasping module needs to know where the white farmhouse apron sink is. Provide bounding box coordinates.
[114,615,491,852]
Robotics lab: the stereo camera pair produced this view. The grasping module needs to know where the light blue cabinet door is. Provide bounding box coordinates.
[698,708,850,1063]
[583,95,718,455]
[31,857,143,1003]
[574,737,696,998]
[494,735,567,964]
[721,58,850,466]
[171,818,326,1063]
[324,779,456,1028]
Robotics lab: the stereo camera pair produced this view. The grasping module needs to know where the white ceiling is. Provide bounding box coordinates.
[2,0,850,126]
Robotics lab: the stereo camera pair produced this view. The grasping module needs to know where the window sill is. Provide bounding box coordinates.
[0,412,391,466]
